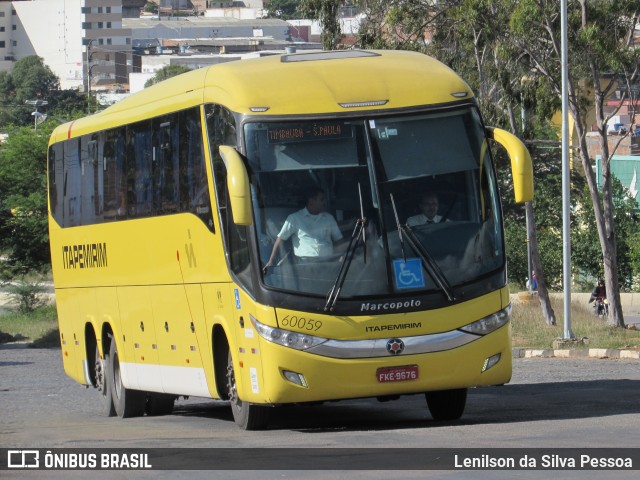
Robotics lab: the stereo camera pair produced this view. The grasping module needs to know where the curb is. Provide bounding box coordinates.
[512,348,640,359]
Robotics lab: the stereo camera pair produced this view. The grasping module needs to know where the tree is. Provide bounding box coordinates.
[265,0,301,20]
[360,0,560,325]
[0,124,54,275]
[299,0,343,50]
[0,56,60,127]
[144,2,159,14]
[573,179,640,291]
[11,56,59,102]
[358,0,451,51]
[361,0,640,327]
[507,0,640,327]
[0,56,59,126]
[144,65,192,88]
[47,89,91,122]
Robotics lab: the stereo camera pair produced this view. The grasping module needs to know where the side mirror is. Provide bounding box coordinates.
[486,127,534,204]
[218,146,253,226]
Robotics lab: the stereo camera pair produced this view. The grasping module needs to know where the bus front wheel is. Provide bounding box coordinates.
[94,344,116,417]
[226,351,269,430]
[108,340,146,418]
[425,388,467,421]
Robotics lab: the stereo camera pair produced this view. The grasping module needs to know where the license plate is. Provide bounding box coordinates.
[376,365,419,383]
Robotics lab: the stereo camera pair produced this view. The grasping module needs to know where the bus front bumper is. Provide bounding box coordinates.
[236,323,512,405]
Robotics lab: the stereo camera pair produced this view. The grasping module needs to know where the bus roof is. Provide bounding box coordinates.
[51,50,473,143]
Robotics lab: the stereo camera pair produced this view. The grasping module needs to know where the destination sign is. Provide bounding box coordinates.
[267,122,352,143]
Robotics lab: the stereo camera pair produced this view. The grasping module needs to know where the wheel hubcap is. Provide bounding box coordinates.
[226,362,239,405]
[95,354,105,394]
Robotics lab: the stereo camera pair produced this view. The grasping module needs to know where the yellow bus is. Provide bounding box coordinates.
[48,50,533,430]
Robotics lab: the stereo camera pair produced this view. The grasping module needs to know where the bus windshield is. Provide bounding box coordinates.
[244,108,503,300]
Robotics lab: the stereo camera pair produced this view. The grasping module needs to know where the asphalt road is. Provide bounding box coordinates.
[1,344,639,479]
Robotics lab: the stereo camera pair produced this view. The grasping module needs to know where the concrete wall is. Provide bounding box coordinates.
[512,292,640,315]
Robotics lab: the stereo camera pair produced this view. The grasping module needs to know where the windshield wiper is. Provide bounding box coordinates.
[401,224,455,301]
[324,183,367,312]
[389,194,455,302]
[390,194,408,262]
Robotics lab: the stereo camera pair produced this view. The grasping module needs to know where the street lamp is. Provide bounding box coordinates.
[25,99,48,130]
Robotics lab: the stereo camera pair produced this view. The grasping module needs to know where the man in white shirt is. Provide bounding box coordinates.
[265,187,343,269]
[407,192,444,226]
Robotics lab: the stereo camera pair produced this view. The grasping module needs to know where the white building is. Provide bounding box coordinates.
[1,1,84,90]
[0,0,133,91]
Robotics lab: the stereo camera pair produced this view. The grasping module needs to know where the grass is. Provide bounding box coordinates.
[1,298,639,351]
[0,304,59,343]
[511,296,640,350]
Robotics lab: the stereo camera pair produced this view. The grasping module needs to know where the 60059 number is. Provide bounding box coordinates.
[280,315,323,332]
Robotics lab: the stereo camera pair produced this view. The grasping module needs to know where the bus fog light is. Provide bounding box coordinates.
[283,370,308,387]
[482,353,501,372]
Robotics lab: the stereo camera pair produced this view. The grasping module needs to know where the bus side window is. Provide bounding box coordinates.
[126,121,153,218]
[63,138,82,227]
[80,135,99,225]
[180,107,212,229]
[48,143,64,225]
[103,129,127,221]
[152,115,179,215]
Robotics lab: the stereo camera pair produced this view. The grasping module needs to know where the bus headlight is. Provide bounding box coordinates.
[459,305,511,335]
[250,316,328,351]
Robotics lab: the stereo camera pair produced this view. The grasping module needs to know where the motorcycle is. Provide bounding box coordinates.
[593,297,609,318]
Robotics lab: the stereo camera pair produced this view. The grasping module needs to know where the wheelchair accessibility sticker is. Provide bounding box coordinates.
[393,258,425,290]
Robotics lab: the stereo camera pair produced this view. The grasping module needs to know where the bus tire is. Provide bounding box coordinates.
[94,343,116,417]
[226,350,269,430]
[145,393,176,416]
[108,340,146,418]
[425,388,467,421]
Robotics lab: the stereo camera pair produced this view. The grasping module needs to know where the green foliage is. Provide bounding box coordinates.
[299,0,343,50]
[503,219,527,288]
[46,89,92,122]
[144,2,158,14]
[6,279,48,314]
[265,0,301,20]
[0,303,58,343]
[359,0,640,302]
[3,193,50,274]
[512,297,640,349]
[11,56,60,101]
[0,125,53,275]
[572,179,640,291]
[144,65,193,88]
[0,56,59,126]
[358,0,441,52]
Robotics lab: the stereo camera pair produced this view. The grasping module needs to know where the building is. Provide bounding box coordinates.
[0,1,137,91]
[0,0,311,94]
[1,1,84,89]
[82,0,134,90]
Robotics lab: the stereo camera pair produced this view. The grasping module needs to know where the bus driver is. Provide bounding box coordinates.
[264,187,343,271]
[407,192,445,225]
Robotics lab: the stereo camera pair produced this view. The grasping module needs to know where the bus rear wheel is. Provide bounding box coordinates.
[94,344,116,417]
[226,351,269,430]
[425,388,467,421]
[108,340,146,418]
